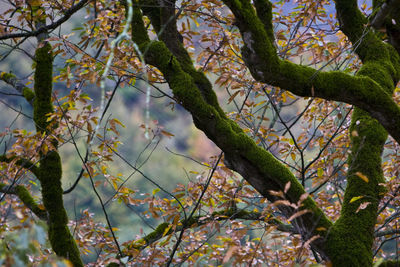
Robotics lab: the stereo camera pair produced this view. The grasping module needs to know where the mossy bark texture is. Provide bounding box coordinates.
[131,0,400,265]
[33,43,83,267]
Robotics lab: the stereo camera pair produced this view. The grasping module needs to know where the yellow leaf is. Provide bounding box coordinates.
[152,188,160,195]
[350,196,363,203]
[112,180,118,191]
[112,118,126,128]
[162,224,172,237]
[355,172,369,183]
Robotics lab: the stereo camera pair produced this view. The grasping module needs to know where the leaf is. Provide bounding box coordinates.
[288,209,310,222]
[152,188,160,195]
[112,118,126,128]
[317,168,323,178]
[350,196,363,203]
[356,202,371,213]
[227,90,240,103]
[355,172,369,183]
[162,224,172,237]
[284,181,291,194]
[223,246,236,263]
[161,130,174,138]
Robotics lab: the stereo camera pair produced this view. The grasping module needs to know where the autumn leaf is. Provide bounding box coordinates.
[350,196,363,203]
[355,172,369,183]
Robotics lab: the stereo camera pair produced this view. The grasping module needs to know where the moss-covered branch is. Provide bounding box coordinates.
[325,106,387,265]
[221,0,400,147]
[0,71,35,104]
[333,0,383,62]
[0,155,40,177]
[131,2,332,255]
[33,42,83,266]
[216,0,400,265]
[126,209,294,252]
[0,183,47,220]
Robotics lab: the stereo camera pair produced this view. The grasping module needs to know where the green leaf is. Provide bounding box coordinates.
[152,188,160,195]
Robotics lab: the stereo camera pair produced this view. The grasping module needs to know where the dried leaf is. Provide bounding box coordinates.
[355,172,369,183]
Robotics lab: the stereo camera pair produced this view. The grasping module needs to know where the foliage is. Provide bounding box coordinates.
[0,0,400,266]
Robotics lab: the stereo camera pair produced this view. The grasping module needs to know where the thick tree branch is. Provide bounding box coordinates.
[131,2,332,256]
[371,0,400,54]
[126,209,294,252]
[0,183,47,220]
[33,40,83,266]
[0,71,34,104]
[220,0,398,264]
[334,0,385,62]
[221,0,400,147]
[0,155,40,177]
[0,0,90,41]
[370,0,400,29]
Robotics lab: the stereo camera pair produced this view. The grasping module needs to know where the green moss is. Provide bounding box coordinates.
[139,0,161,32]
[253,0,274,41]
[131,5,150,45]
[143,222,169,244]
[33,42,54,132]
[22,87,35,102]
[31,42,83,266]
[49,225,83,266]
[38,151,83,266]
[325,76,389,266]
[15,185,47,219]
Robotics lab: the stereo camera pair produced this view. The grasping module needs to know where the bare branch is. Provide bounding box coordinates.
[375,229,400,237]
[0,0,90,41]
[126,208,295,252]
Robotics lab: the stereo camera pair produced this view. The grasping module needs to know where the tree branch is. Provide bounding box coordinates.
[131,2,332,256]
[0,155,40,177]
[126,209,295,252]
[334,0,385,62]
[0,71,34,104]
[375,229,400,237]
[370,0,400,29]
[221,0,400,147]
[0,0,90,41]
[0,183,47,220]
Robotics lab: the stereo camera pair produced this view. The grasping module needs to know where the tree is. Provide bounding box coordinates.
[0,0,400,266]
